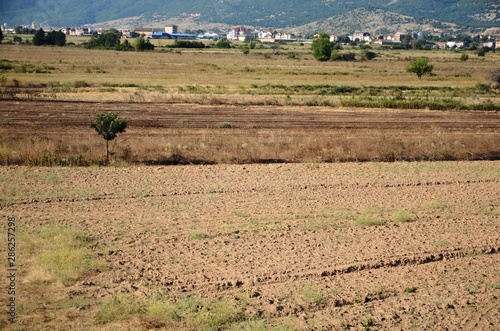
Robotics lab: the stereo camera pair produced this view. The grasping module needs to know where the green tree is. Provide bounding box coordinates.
[214,38,231,49]
[86,29,122,49]
[412,39,426,50]
[32,28,45,46]
[90,112,128,164]
[311,35,334,62]
[54,30,66,46]
[135,37,154,51]
[406,57,433,80]
[0,28,4,43]
[401,34,412,49]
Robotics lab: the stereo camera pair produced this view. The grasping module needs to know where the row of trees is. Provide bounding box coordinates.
[311,34,377,62]
[85,29,154,51]
[33,28,66,46]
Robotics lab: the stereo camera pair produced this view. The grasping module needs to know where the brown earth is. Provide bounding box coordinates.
[2,100,500,132]
[1,161,499,330]
[1,100,500,164]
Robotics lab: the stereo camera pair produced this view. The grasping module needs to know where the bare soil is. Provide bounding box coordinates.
[1,100,500,164]
[2,100,500,133]
[1,161,499,330]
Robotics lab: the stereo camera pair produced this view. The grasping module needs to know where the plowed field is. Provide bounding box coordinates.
[1,100,500,164]
[1,161,499,330]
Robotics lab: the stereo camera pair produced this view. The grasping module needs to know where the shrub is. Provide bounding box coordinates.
[171,40,205,49]
[135,37,155,51]
[363,50,377,61]
[214,38,231,49]
[406,57,433,79]
[489,68,500,89]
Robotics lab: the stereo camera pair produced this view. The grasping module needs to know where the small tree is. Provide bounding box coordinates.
[311,35,334,62]
[90,112,128,164]
[0,28,4,43]
[406,57,433,80]
[135,37,154,51]
[460,53,469,62]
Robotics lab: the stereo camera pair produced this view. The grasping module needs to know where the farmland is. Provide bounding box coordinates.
[1,41,499,165]
[1,162,499,330]
[0,40,499,330]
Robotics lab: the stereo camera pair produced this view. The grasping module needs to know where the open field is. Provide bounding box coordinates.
[1,43,499,164]
[0,43,499,329]
[0,100,499,165]
[1,162,499,330]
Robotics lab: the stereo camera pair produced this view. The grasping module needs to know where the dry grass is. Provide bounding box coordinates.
[1,123,499,165]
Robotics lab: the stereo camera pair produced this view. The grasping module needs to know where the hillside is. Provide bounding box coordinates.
[0,0,498,33]
[292,8,459,37]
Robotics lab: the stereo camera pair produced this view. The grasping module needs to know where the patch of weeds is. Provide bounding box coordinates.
[489,283,500,289]
[333,207,354,220]
[27,225,101,286]
[234,211,250,218]
[434,239,449,247]
[404,286,417,294]
[300,221,325,232]
[219,122,237,128]
[136,189,149,198]
[85,66,106,73]
[146,297,183,325]
[424,201,447,210]
[341,321,352,329]
[74,80,89,88]
[60,292,93,311]
[96,295,145,324]
[361,318,374,328]
[478,204,500,216]
[189,230,208,240]
[393,209,415,223]
[355,215,386,227]
[147,295,245,331]
[228,318,268,331]
[465,287,477,294]
[300,283,325,305]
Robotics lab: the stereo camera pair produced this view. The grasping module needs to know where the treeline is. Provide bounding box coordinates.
[167,39,232,49]
[84,29,154,51]
[33,29,66,46]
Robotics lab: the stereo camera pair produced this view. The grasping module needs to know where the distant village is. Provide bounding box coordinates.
[2,22,498,50]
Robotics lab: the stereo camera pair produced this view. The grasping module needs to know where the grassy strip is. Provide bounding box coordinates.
[340,97,499,111]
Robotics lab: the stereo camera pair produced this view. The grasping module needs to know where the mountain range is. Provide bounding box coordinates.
[1,0,498,35]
